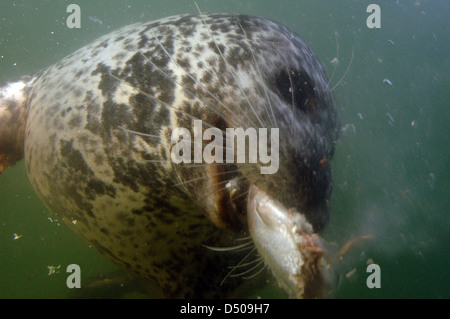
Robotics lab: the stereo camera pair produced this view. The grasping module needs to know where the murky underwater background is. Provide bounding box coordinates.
[0,0,448,298]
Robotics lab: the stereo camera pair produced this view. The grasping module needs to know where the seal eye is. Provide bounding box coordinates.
[274,68,318,114]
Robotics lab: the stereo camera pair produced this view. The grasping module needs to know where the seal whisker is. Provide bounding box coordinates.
[224,188,250,202]
[242,261,267,280]
[327,33,340,86]
[168,138,236,152]
[286,67,296,120]
[205,180,235,195]
[172,160,188,193]
[119,126,170,141]
[203,240,253,252]
[235,236,252,242]
[331,46,354,91]
[228,180,270,202]
[120,128,231,157]
[195,2,265,129]
[220,247,257,286]
[204,176,249,197]
[228,256,262,269]
[230,259,265,278]
[171,168,242,187]
[172,162,239,168]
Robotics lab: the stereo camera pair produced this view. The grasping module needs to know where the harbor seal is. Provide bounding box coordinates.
[0,13,338,298]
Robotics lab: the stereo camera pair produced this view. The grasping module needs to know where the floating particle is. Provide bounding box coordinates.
[330,57,339,66]
[341,123,356,134]
[346,268,357,279]
[386,113,395,126]
[427,173,436,188]
[88,16,103,25]
[47,265,61,275]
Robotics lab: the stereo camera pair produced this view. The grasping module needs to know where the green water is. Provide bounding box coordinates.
[0,0,448,298]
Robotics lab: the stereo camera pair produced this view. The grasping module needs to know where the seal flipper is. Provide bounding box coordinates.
[0,76,34,175]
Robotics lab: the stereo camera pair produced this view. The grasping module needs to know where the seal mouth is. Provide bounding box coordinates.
[247,184,334,298]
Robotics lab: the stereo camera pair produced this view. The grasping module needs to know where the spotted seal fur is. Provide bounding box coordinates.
[0,13,339,298]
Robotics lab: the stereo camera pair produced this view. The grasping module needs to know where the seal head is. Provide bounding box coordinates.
[1,13,338,297]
